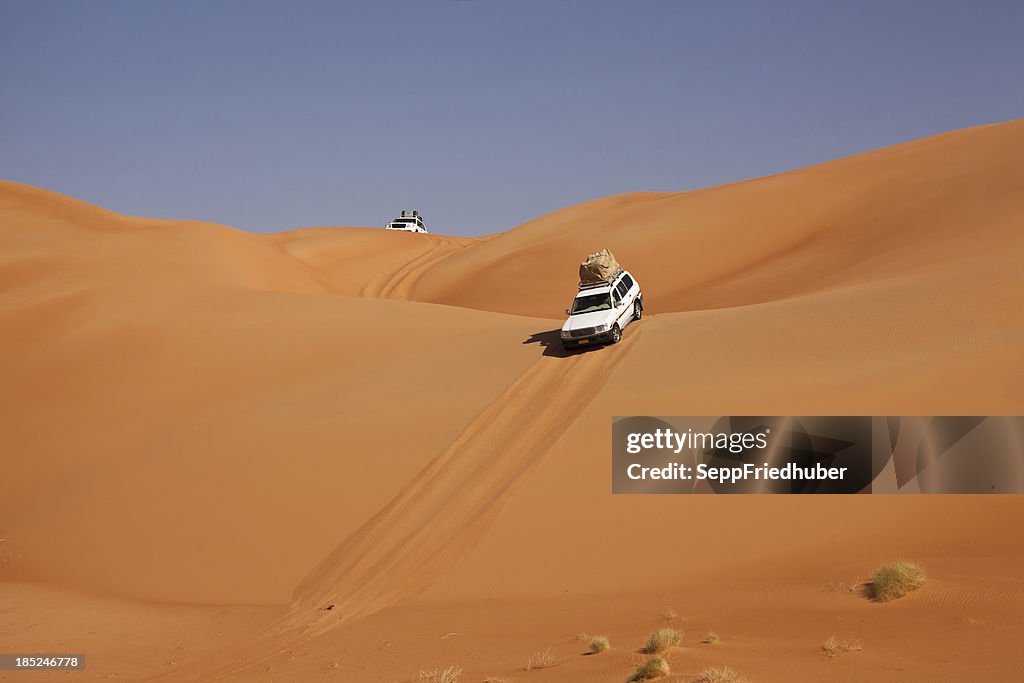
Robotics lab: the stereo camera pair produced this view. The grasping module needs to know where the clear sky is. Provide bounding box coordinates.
[2,1,1022,236]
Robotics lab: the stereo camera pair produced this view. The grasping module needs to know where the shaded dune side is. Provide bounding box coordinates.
[408,119,1024,318]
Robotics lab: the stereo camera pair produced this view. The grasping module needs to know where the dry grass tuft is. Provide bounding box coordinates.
[523,646,558,671]
[821,635,863,658]
[588,636,610,653]
[703,632,720,644]
[417,665,462,683]
[694,665,748,682]
[643,627,682,654]
[870,560,926,601]
[661,607,680,621]
[630,656,670,680]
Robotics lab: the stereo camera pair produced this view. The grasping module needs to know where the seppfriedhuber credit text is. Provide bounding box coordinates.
[627,461,848,484]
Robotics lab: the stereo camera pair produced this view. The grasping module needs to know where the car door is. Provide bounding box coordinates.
[622,274,640,319]
[614,279,631,327]
[621,273,637,303]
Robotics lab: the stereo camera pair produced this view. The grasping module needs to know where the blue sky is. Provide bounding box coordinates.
[2,1,1022,236]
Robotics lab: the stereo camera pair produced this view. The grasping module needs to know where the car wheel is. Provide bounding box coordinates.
[633,299,643,321]
[610,324,621,344]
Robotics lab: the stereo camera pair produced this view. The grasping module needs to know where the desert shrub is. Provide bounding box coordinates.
[418,665,461,683]
[694,665,748,682]
[630,656,670,680]
[821,634,863,658]
[643,627,682,653]
[703,632,720,644]
[588,635,610,653]
[523,646,558,671]
[871,560,926,601]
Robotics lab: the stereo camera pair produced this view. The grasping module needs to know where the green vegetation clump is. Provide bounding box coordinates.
[871,560,926,601]
[643,627,682,653]
[630,656,670,680]
[588,635,610,653]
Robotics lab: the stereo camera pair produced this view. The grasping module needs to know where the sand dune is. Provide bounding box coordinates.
[412,118,1024,318]
[1,119,1022,681]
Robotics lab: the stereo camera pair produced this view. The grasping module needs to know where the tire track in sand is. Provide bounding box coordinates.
[358,236,464,300]
[181,331,640,680]
[289,331,638,634]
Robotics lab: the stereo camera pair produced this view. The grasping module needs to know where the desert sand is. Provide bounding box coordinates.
[1,119,1023,681]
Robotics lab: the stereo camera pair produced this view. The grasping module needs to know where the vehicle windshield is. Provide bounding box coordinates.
[570,293,612,314]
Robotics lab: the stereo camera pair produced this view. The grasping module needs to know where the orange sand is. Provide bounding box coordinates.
[1,119,1022,681]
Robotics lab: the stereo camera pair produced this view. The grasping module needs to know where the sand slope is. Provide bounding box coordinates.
[414,119,1024,318]
[0,183,547,604]
[1,119,1023,681]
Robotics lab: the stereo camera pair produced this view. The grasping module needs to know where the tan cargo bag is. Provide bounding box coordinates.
[579,248,622,284]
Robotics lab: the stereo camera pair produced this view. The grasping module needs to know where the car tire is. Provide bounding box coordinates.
[633,299,643,321]
[610,324,621,344]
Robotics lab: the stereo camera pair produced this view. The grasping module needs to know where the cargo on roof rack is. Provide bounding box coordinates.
[578,248,622,287]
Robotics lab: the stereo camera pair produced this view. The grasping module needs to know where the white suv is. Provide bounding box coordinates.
[560,270,642,349]
[385,210,428,233]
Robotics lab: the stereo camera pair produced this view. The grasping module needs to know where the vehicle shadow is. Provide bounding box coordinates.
[523,329,607,358]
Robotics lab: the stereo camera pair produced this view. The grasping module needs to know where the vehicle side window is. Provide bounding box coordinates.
[615,281,628,298]
[621,273,634,290]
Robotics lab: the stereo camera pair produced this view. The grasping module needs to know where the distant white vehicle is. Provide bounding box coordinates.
[560,268,642,349]
[385,210,427,233]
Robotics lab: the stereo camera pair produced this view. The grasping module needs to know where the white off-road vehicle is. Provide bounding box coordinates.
[561,269,642,349]
[385,210,427,233]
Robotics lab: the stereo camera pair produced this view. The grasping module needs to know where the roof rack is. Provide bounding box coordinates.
[577,280,612,291]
